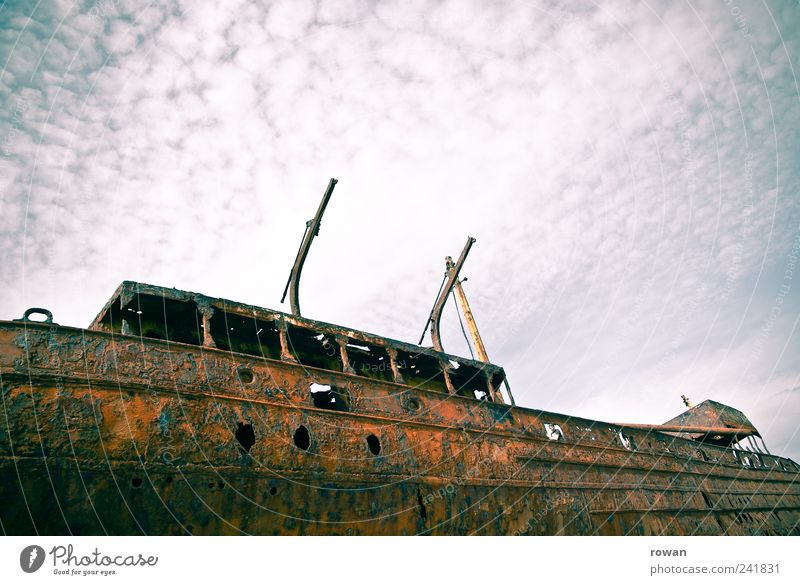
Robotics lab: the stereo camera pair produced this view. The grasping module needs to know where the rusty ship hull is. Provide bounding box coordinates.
[1,282,799,535]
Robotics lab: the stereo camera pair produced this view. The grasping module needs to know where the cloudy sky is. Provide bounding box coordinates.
[1,0,799,459]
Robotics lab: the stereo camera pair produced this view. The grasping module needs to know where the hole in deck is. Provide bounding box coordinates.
[131,477,143,488]
[293,425,310,451]
[235,422,256,453]
[367,434,381,456]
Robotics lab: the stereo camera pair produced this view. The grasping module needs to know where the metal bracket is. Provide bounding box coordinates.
[15,307,54,324]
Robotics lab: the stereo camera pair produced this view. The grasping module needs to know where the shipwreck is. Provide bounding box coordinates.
[1,179,798,535]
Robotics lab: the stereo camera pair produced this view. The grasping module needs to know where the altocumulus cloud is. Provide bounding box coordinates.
[1,0,799,458]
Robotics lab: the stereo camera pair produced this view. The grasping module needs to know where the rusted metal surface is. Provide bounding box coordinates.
[663,400,756,428]
[611,424,755,435]
[1,282,799,535]
[426,237,475,356]
[659,400,761,447]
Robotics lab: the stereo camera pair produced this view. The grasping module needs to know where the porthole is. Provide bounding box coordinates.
[237,367,255,384]
[405,397,421,411]
[367,434,381,456]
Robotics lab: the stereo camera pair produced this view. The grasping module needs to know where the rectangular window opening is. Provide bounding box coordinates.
[395,350,449,394]
[448,362,490,400]
[120,294,203,346]
[347,340,393,382]
[210,311,281,360]
[285,325,344,372]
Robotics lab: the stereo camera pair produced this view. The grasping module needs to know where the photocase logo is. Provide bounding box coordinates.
[20,545,46,573]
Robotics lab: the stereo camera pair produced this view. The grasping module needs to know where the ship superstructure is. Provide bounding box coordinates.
[1,180,798,535]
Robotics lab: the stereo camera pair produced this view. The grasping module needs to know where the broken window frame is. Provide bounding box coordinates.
[344,339,394,383]
[88,281,514,405]
[284,324,346,372]
[309,382,350,412]
[544,423,565,441]
[113,292,204,346]
[393,349,451,394]
[209,309,282,361]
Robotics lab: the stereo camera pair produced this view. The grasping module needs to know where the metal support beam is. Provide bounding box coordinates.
[427,236,475,353]
[483,369,504,404]
[440,359,456,395]
[281,178,338,316]
[277,319,297,363]
[387,347,405,384]
[503,377,516,406]
[197,302,216,348]
[611,423,756,435]
[336,335,355,374]
[447,256,490,363]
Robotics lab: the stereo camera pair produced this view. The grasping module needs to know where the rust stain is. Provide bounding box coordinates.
[0,281,798,535]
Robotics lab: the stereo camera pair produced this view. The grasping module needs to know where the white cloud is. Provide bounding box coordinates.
[1,0,799,462]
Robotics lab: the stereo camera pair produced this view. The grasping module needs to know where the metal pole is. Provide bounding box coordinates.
[759,435,772,455]
[280,178,337,316]
[448,257,490,363]
[429,237,475,353]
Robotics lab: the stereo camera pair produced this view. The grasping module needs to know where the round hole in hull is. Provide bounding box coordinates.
[237,367,255,384]
[367,434,381,456]
[293,425,310,451]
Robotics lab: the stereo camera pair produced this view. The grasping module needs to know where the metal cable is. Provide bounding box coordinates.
[452,289,475,360]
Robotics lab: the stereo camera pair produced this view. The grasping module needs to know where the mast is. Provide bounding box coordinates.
[424,236,475,353]
[447,256,490,363]
[419,237,514,405]
[280,178,338,316]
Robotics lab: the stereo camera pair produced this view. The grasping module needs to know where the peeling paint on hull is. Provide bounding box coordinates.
[2,315,799,535]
